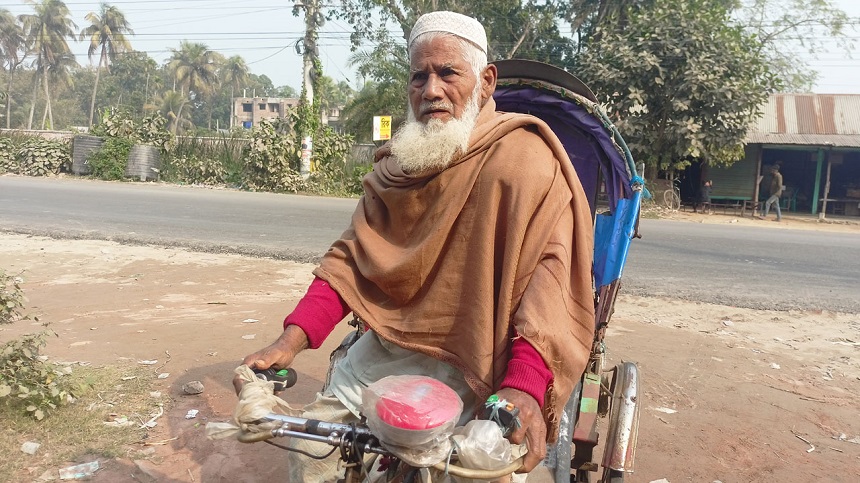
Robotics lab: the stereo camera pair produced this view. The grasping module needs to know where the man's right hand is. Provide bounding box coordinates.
[233,324,309,395]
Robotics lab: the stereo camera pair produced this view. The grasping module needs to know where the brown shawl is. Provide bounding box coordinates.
[315,97,594,441]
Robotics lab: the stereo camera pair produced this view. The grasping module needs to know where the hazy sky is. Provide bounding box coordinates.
[2,0,858,94]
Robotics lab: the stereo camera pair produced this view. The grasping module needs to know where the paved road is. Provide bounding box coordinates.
[0,176,356,263]
[2,176,858,312]
[623,219,859,312]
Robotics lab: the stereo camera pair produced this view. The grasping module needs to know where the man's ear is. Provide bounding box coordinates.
[480,64,497,103]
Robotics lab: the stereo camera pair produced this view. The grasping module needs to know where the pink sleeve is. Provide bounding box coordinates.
[284,277,351,349]
[284,278,553,406]
[500,336,554,408]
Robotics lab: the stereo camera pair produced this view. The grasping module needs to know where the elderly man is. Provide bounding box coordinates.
[240,10,594,480]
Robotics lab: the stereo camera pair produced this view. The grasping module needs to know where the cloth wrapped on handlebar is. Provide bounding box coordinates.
[205,365,300,440]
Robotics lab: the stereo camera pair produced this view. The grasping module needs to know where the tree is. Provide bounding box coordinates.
[333,1,573,62]
[168,41,217,98]
[146,90,191,135]
[574,0,779,176]
[19,0,77,130]
[341,38,409,142]
[80,3,134,127]
[103,50,161,117]
[316,75,354,113]
[39,50,76,128]
[734,0,852,92]
[561,0,644,49]
[245,73,275,98]
[1,9,27,128]
[218,55,249,128]
[275,85,298,98]
[167,41,219,132]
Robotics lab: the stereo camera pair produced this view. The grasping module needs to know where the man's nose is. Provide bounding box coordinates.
[422,74,444,101]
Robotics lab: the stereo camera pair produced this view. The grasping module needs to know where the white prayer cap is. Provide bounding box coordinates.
[408,11,487,55]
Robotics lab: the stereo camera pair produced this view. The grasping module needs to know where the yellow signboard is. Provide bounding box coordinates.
[373,116,392,141]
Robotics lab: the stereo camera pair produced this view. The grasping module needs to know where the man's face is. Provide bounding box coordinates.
[408,36,481,124]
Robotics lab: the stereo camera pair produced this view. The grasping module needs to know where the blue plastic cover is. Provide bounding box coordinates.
[593,191,641,288]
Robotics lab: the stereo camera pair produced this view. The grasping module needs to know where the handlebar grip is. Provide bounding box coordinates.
[482,395,521,437]
[253,368,298,392]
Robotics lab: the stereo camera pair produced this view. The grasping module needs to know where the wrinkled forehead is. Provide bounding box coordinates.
[409,35,470,70]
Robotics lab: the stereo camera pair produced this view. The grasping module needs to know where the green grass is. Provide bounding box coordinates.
[0,364,163,481]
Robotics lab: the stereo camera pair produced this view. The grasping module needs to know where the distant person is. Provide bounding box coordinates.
[694,179,712,214]
[760,164,783,221]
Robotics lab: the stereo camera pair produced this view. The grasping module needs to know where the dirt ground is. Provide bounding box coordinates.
[1,213,859,482]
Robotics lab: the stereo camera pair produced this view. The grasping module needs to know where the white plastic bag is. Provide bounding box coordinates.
[361,375,463,467]
[449,420,509,482]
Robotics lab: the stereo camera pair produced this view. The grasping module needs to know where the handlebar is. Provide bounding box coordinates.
[237,412,525,478]
[247,368,525,478]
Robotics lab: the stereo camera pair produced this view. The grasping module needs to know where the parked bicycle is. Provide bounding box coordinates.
[662,177,681,211]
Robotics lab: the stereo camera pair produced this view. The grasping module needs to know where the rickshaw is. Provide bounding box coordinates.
[223,59,644,483]
[493,59,643,482]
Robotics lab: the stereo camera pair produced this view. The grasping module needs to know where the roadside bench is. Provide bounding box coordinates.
[819,198,860,217]
[708,197,754,216]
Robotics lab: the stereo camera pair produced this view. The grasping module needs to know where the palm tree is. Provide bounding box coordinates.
[168,41,217,98]
[19,0,77,130]
[39,50,75,128]
[0,9,27,128]
[80,3,133,127]
[146,90,191,135]
[219,55,248,128]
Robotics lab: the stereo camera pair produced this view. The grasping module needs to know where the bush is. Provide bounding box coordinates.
[0,270,27,325]
[166,154,227,185]
[242,117,305,192]
[162,132,247,186]
[92,109,172,151]
[0,271,78,420]
[15,138,70,176]
[0,331,78,420]
[306,126,360,196]
[0,137,17,174]
[88,137,133,181]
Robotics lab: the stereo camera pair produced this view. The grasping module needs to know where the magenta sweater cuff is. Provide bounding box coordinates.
[284,277,553,407]
[283,277,350,349]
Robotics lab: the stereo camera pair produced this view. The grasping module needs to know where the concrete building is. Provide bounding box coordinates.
[232,97,300,128]
[232,97,343,131]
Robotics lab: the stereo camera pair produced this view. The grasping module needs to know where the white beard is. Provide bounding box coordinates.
[390,86,482,174]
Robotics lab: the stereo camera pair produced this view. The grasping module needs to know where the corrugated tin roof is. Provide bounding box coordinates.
[746,93,860,147]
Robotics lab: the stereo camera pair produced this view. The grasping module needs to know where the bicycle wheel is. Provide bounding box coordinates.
[663,189,680,211]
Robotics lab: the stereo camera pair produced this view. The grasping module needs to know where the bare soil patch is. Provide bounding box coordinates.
[1,233,858,482]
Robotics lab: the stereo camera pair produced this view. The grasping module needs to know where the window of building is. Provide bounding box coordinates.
[242,103,253,113]
[258,103,266,110]
[270,104,279,113]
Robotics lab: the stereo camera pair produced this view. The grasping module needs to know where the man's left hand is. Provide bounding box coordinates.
[494,387,546,472]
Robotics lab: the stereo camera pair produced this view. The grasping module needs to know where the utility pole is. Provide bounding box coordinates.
[298,0,322,177]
